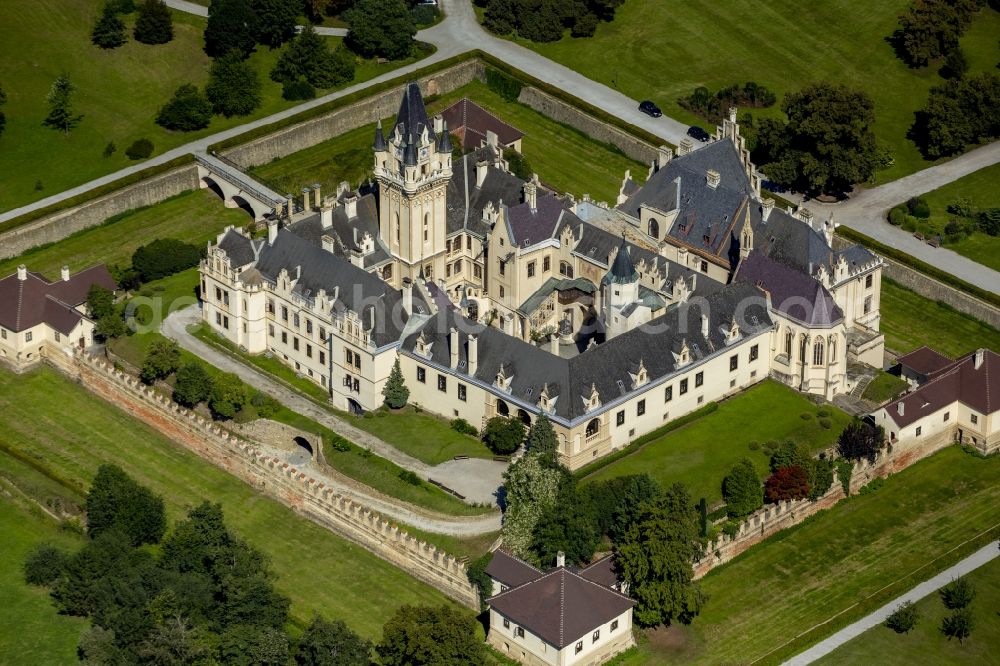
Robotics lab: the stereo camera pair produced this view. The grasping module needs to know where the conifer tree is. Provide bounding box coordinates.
[526,414,559,467]
[382,358,409,409]
[43,74,83,135]
[92,3,128,49]
[134,0,174,45]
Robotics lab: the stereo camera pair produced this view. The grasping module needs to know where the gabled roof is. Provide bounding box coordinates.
[394,82,435,143]
[574,555,619,589]
[488,567,635,649]
[506,192,565,247]
[897,346,953,377]
[734,252,843,328]
[446,149,525,237]
[440,98,525,150]
[0,265,116,334]
[486,550,543,589]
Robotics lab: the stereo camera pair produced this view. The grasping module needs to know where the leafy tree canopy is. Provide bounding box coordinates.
[173,362,214,407]
[140,339,181,384]
[344,0,416,60]
[482,416,525,455]
[131,237,201,282]
[722,457,763,517]
[206,49,263,117]
[134,0,174,44]
[836,418,885,463]
[156,83,213,131]
[86,464,167,546]
[764,464,810,502]
[205,0,259,58]
[92,2,128,49]
[250,0,300,47]
[376,605,486,666]
[294,616,372,665]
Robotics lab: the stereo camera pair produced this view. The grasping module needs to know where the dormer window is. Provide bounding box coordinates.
[415,333,433,358]
[495,364,514,392]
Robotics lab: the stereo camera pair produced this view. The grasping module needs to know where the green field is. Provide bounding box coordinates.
[511,1,1000,184]
[816,554,1000,665]
[880,279,1000,358]
[0,366,452,639]
[0,0,421,212]
[250,79,647,204]
[620,446,1000,665]
[583,381,851,505]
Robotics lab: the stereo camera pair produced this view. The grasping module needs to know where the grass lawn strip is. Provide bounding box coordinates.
[583,380,850,505]
[814,552,1000,665]
[861,371,909,404]
[0,366,454,639]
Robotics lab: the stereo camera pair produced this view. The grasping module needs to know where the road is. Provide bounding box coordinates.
[161,305,505,536]
[782,539,1000,665]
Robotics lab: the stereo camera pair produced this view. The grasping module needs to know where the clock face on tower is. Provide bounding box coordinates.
[420,148,428,158]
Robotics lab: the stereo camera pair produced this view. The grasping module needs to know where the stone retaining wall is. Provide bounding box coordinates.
[45,347,479,609]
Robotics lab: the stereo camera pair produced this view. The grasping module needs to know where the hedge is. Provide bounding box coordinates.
[835,226,1000,310]
[573,402,720,480]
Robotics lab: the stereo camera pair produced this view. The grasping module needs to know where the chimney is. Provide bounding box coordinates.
[17,264,27,281]
[476,160,488,188]
[61,266,70,282]
[345,195,358,220]
[267,220,278,245]
[674,176,682,211]
[897,401,904,416]
[549,333,559,355]
[761,198,775,222]
[524,176,538,212]
[486,129,498,148]
[285,194,294,219]
[321,235,335,254]
[369,306,375,330]
[433,114,443,134]
[556,551,565,568]
[468,334,478,375]
[700,313,709,338]
[332,285,339,303]
[401,278,413,315]
[678,138,694,156]
[295,265,302,281]
[450,327,459,369]
[657,145,673,170]
[974,348,985,370]
[706,169,720,189]
[321,205,333,229]
[312,184,322,209]
[302,187,312,212]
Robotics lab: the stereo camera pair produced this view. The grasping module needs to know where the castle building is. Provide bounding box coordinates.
[200,82,887,468]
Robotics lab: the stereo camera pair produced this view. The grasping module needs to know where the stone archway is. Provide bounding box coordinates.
[293,436,313,457]
[230,195,258,219]
[516,408,531,426]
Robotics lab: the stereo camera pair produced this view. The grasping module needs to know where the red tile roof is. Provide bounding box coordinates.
[0,265,115,334]
[883,348,998,428]
[440,98,524,151]
[486,550,543,589]
[575,555,619,589]
[897,345,953,376]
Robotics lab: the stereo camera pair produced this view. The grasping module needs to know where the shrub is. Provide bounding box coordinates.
[485,67,522,102]
[466,552,494,609]
[328,435,351,452]
[978,208,1000,236]
[172,362,213,407]
[808,458,835,500]
[156,84,212,131]
[947,197,974,217]
[836,459,853,496]
[722,520,740,538]
[102,141,117,157]
[282,78,315,101]
[748,441,761,451]
[818,417,832,429]
[250,391,279,419]
[451,418,478,436]
[398,470,421,486]
[800,412,813,420]
[907,196,931,218]
[208,372,248,420]
[108,0,136,12]
[940,607,974,643]
[125,138,154,160]
[884,601,919,633]
[133,0,173,45]
[722,458,763,517]
[23,544,69,586]
[817,407,831,417]
[410,4,438,26]
[858,476,886,495]
[132,237,201,282]
[940,576,976,610]
[888,205,907,226]
[482,416,525,455]
[764,465,810,502]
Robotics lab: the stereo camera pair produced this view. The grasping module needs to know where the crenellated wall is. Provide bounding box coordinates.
[44,346,479,609]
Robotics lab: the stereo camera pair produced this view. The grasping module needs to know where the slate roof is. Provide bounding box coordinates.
[0,265,116,334]
[216,228,422,348]
[486,551,543,589]
[734,252,843,328]
[285,196,392,269]
[882,349,999,428]
[575,555,619,589]
[446,149,525,237]
[440,98,525,151]
[604,237,638,285]
[517,277,596,316]
[897,346,953,377]
[488,568,635,649]
[507,192,566,247]
[394,82,435,143]
[401,283,771,423]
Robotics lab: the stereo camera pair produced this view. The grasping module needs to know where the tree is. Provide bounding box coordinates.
[86,464,168,546]
[250,0,300,48]
[754,83,881,195]
[482,0,516,36]
[912,73,1000,158]
[381,358,409,408]
[615,483,706,627]
[137,616,208,664]
[500,452,565,557]
[941,607,974,643]
[764,464,810,502]
[132,237,202,282]
[581,473,662,542]
[219,625,289,666]
[78,626,125,665]
[23,543,69,586]
[87,284,117,320]
[344,0,416,60]
[282,78,316,101]
[173,362,214,407]
[525,413,558,466]
[43,74,83,135]
[134,0,174,44]
[206,50,262,117]
[92,3,128,49]
[939,576,976,609]
[768,439,810,472]
[465,552,494,610]
[722,457,763,517]
[156,84,213,131]
[204,0,259,58]
[294,616,371,665]
[505,149,532,181]
[807,457,835,500]
[940,46,969,80]
[209,372,249,419]
[141,339,181,384]
[272,27,355,89]
[531,488,599,567]
[125,137,154,159]
[376,605,486,666]
[482,416,525,455]
[96,311,128,340]
[836,418,885,463]
[892,0,980,68]
[884,600,920,634]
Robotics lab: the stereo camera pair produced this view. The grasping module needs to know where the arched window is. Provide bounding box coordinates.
[496,399,509,416]
[784,329,793,357]
[382,264,393,280]
[813,338,825,366]
[559,261,574,278]
[647,218,659,238]
[393,212,400,242]
[586,418,600,438]
[423,212,430,242]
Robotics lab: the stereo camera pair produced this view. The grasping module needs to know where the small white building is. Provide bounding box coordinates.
[486,551,635,666]
[0,264,116,371]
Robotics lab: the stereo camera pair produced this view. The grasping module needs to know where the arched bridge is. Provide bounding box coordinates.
[195,152,287,221]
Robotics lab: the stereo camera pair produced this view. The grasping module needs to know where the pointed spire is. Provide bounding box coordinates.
[604,235,638,284]
[373,119,387,152]
[395,82,435,143]
[437,120,452,153]
[403,133,417,167]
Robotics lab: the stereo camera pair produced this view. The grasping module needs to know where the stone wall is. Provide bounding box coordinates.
[45,347,479,609]
[517,86,659,166]
[0,165,199,262]
[833,235,1000,331]
[693,432,957,578]
[223,60,486,168]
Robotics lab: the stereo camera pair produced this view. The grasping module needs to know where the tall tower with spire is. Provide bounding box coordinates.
[602,236,644,340]
[372,82,453,283]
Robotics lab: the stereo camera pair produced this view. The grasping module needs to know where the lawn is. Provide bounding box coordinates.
[583,380,851,505]
[815,554,1000,665]
[509,1,1000,184]
[862,370,909,404]
[0,0,423,212]
[0,365,453,639]
[250,79,648,204]
[880,279,1000,358]
[621,446,1000,665]
[0,188,248,279]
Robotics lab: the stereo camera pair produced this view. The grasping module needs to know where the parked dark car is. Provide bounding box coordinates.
[687,125,710,142]
[638,100,662,117]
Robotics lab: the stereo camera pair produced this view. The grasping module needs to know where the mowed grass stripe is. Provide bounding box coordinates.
[0,366,451,639]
